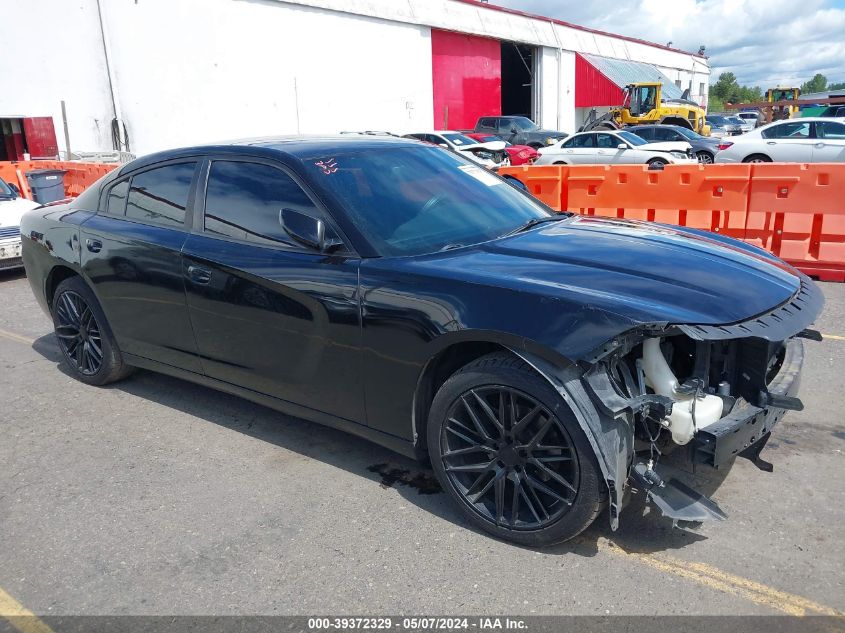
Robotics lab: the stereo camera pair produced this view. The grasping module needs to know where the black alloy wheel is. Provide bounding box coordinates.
[428,353,605,546]
[55,290,103,375]
[440,385,580,530]
[52,275,132,386]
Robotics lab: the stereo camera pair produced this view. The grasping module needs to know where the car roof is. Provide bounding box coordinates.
[116,135,418,175]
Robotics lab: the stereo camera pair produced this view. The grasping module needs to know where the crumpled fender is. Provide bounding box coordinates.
[507,348,633,530]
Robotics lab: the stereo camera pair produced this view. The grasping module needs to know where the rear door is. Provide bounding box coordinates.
[563,133,596,164]
[81,160,202,372]
[812,121,845,162]
[181,157,365,423]
[760,120,815,161]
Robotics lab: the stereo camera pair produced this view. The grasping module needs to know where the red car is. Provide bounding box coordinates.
[466,133,538,165]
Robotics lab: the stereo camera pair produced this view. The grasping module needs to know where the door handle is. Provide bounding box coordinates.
[815,143,825,148]
[86,239,102,253]
[766,141,777,145]
[187,264,212,285]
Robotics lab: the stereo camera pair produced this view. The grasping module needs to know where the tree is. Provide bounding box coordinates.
[800,73,827,94]
[829,81,845,91]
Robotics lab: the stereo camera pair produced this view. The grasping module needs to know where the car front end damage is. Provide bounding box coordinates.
[518,277,823,529]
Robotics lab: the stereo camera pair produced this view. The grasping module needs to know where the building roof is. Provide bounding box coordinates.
[454,0,706,58]
[581,54,684,100]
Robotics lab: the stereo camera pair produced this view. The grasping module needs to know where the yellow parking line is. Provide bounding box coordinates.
[0,328,35,346]
[822,333,845,341]
[0,587,54,633]
[593,537,845,616]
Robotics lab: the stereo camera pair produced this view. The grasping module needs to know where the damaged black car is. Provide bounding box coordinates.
[20,136,823,546]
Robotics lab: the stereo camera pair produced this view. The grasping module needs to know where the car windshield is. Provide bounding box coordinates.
[617,131,648,146]
[707,116,730,126]
[509,117,539,131]
[442,133,478,146]
[0,178,14,198]
[307,145,552,257]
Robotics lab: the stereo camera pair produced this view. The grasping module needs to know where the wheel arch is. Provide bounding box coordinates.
[45,264,83,310]
[411,332,576,455]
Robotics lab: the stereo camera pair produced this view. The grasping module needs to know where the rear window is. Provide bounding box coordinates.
[126,162,196,227]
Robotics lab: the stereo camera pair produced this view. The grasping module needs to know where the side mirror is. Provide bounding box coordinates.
[281,208,343,253]
[8,183,20,198]
[617,143,627,150]
[438,143,449,148]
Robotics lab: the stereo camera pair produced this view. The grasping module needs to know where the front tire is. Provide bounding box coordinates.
[647,158,668,167]
[427,353,605,546]
[52,276,133,386]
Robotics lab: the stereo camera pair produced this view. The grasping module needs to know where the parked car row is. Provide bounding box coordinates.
[535,130,697,166]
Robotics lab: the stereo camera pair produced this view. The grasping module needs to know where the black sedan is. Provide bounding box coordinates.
[21,136,822,546]
[626,124,722,163]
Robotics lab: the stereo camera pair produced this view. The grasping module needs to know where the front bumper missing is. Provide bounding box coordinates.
[693,337,803,469]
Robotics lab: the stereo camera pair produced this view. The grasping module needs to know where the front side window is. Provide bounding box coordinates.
[126,162,196,227]
[306,145,551,257]
[762,121,811,139]
[106,180,129,216]
[816,121,845,139]
[204,161,319,247]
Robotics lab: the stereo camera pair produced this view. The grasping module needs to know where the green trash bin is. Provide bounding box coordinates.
[25,169,67,204]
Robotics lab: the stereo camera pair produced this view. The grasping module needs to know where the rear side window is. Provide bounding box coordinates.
[563,134,594,148]
[126,162,196,227]
[478,118,496,129]
[203,161,319,247]
[105,180,129,216]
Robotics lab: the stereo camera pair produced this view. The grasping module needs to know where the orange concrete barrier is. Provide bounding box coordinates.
[0,160,118,200]
[499,162,845,282]
[499,164,568,211]
[747,163,845,282]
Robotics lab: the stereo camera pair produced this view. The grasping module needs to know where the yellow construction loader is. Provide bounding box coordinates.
[766,87,801,120]
[582,82,711,136]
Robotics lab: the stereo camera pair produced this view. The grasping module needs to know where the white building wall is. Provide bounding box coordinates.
[0,0,709,156]
[101,0,434,155]
[0,0,115,156]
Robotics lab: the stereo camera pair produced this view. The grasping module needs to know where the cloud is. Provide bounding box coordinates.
[492,0,845,87]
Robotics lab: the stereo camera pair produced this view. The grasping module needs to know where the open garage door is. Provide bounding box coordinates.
[431,30,501,130]
[501,42,537,120]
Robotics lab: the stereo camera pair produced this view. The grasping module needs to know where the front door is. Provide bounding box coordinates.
[81,160,202,372]
[813,121,845,162]
[762,120,815,162]
[182,158,365,424]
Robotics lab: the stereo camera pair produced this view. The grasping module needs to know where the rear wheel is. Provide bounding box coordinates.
[52,276,132,386]
[743,154,772,163]
[427,353,605,546]
[696,151,714,164]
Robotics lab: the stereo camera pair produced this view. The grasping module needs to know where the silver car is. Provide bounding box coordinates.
[706,115,743,139]
[715,117,845,163]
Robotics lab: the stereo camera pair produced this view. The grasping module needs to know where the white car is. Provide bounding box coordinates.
[0,177,39,271]
[403,131,509,168]
[535,130,696,166]
[715,117,845,163]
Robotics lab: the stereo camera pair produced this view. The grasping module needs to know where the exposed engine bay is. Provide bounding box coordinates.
[518,278,824,530]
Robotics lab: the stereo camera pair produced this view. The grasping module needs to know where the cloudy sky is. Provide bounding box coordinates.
[494,0,845,88]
